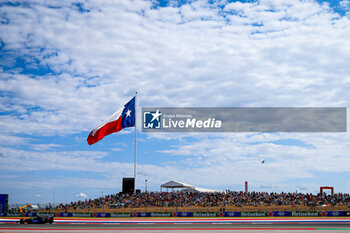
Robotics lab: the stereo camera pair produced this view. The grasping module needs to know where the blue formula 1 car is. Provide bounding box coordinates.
[19,216,54,224]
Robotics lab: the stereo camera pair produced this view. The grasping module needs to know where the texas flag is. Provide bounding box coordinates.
[87,96,135,145]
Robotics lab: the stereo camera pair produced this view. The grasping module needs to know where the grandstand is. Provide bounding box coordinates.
[28,190,350,214]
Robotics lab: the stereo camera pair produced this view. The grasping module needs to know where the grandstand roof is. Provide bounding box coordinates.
[160,181,194,189]
[184,187,222,193]
[160,181,221,193]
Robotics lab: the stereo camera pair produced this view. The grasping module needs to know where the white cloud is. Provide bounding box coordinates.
[30,143,64,151]
[1,0,349,127]
[155,132,350,189]
[0,146,118,173]
[340,0,350,10]
[111,148,123,152]
[0,135,29,146]
[75,192,87,199]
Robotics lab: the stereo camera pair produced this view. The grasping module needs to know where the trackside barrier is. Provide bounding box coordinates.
[172,212,193,217]
[72,213,92,217]
[193,212,217,217]
[240,212,266,217]
[322,211,344,216]
[37,213,53,217]
[110,213,132,217]
[218,211,240,217]
[5,213,21,217]
[22,212,36,217]
[150,212,172,217]
[268,211,291,216]
[3,211,350,217]
[291,211,320,217]
[93,213,111,217]
[133,212,151,217]
[56,212,73,217]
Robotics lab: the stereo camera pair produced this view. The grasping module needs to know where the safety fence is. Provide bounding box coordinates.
[2,211,350,217]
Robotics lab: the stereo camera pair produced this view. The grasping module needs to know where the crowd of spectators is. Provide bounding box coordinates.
[46,191,350,212]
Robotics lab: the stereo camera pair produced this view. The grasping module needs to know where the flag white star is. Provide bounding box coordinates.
[151,109,161,122]
[125,109,131,117]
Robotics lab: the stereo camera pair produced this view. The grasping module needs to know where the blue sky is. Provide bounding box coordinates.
[1,0,350,205]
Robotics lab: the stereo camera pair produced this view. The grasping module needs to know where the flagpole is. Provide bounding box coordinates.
[134,91,137,195]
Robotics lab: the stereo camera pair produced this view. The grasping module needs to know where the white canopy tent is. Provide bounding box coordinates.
[183,187,222,193]
[160,181,194,192]
[160,181,221,193]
